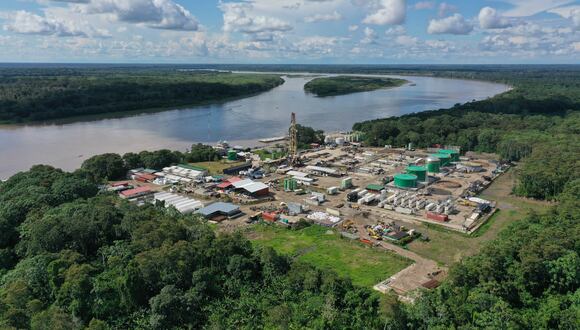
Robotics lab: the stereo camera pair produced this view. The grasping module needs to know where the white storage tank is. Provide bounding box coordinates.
[357,189,368,198]
[426,203,436,211]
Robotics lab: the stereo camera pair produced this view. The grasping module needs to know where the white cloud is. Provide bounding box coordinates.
[2,10,110,38]
[384,26,406,36]
[478,19,577,58]
[293,36,339,55]
[425,39,453,50]
[428,14,473,35]
[500,0,576,17]
[395,35,418,46]
[414,1,435,10]
[548,6,580,29]
[361,26,378,44]
[479,7,512,29]
[438,2,457,17]
[363,0,406,25]
[220,2,292,34]
[348,24,359,31]
[304,11,342,23]
[51,0,91,3]
[573,9,580,29]
[76,0,199,31]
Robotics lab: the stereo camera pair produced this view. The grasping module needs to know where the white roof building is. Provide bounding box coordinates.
[232,179,269,194]
[153,192,203,214]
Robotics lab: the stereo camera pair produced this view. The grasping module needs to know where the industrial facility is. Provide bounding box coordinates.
[104,113,507,301]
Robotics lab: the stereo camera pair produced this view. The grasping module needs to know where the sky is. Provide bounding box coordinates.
[0,0,579,64]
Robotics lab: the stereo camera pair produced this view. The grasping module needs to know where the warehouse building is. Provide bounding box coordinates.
[119,186,153,199]
[195,202,242,221]
[222,162,252,175]
[232,179,270,197]
[162,164,208,181]
[306,165,339,177]
[153,192,203,214]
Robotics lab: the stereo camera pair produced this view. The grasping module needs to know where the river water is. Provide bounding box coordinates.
[0,74,508,179]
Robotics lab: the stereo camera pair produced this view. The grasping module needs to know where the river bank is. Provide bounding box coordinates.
[0,73,509,179]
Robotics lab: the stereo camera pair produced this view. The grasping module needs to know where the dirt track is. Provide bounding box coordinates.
[356,224,446,296]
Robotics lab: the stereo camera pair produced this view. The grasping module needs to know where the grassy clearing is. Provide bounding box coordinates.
[254,149,287,161]
[248,224,411,288]
[191,161,246,175]
[408,169,550,266]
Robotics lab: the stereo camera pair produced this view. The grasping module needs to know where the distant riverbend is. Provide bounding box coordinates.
[0,73,509,179]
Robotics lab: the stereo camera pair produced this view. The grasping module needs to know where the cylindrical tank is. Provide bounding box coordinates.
[426,157,441,173]
[324,136,333,144]
[406,165,427,182]
[439,149,460,162]
[284,177,297,191]
[341,177,353,189]
[430,153,451,166]
[394,174,418,188]
[227,149,237,161]
[335,137,345,145]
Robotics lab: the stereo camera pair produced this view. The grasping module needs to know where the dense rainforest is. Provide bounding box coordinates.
[304,76,407,97]
[0,166,382,329]
[0,69,283,123]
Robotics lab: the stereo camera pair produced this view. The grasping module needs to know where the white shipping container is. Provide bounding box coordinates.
[326,208,341,216]
[395,207,413,215]
[327,187,339,195]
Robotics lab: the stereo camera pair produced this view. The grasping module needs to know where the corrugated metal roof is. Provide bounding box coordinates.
[232,179,254,188]
[306,165,337,174]
[120,186,151,197]
[241,182,268,193]
[217,181,232,189]
[196,202,240,216]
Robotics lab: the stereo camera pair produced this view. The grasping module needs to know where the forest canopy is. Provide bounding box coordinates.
[0,166,385,329]
[304,76,407,97]
[0,69,283,123]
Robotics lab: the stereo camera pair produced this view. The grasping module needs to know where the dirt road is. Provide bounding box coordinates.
[356,224,446,296]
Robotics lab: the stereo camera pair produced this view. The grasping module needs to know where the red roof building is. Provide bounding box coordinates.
[119,186,152,199]
[216,177,243,190]
[134,173,157,182]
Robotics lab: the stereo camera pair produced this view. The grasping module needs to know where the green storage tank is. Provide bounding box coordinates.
[394,174,418,188]
[406,166,427,182]
[283,177,298,191]
[431,153,451,166]
[426,157,441,173]
[439,149,460,162]
[227,150,237,161]
[341,177,353,189]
